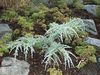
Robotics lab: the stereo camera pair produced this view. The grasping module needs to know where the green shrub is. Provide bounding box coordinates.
[47,67,63,75]
[75,43,96,68]
[74,1,84,10]
[1,8,18,21]
[17,16,33,30]
[75,44,96,62]
[30,4,48,21]
[0,33,11,55]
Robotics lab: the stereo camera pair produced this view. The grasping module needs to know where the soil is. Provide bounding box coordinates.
[0,6,100,75]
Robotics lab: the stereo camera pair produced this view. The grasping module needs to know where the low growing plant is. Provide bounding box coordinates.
[0,33,11,56]
[75,43,96,69]
[45,18,85,43]
[8,34,48,60]
[47,67,63,75]
[17,16,33,30]
[8,35,36,60]
[0,41,8,56]
[0,8,18,21]
[42,42,77,69]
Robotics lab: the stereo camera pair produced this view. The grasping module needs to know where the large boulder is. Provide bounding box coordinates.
[0,57,30,75]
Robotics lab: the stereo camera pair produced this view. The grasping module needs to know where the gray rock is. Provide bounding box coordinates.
[85,37,100,48]
[0,24,12,33]
[0,57,30,75]
[84,5,96,16]
[84,5,100,17]
[83,19,98,35]
[0,24,12,38]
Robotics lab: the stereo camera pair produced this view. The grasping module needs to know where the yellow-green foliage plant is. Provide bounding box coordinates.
[0,33,11,56]
[47,68,62,75]
[30,4,71,31]
[17,16,33,30]
[47,7,69,23]
[75,43,96,69]
[30,4,49,21]
[73,0,84,10]
[0,41,8,56]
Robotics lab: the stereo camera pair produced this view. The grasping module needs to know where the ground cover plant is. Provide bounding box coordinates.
[0,0,99,75]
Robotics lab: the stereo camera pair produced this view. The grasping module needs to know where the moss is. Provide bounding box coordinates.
[92,0,100,4]
[96,6,100,17]
[75,43,96,69]
[47,68,63,75]
[0,33,11,55]
[75,44,96,63]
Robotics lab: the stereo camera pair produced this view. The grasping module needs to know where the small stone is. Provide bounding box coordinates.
[85,37,100,48]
